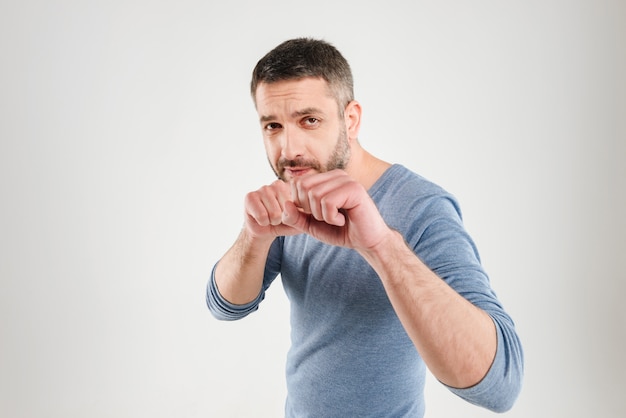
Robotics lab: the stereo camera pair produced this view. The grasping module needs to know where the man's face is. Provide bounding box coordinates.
[255,77,351,182]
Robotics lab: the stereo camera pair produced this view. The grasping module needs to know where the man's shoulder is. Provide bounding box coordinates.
[373,164,452,201]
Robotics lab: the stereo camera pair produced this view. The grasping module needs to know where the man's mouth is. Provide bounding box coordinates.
[284,167,313,177]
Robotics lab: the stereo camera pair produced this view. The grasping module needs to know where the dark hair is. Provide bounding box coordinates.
[250,38,354,111]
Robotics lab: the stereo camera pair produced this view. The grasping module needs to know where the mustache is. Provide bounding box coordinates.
[277,157,321,173]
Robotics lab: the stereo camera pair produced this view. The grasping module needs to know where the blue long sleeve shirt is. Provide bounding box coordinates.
[207,164,523,417]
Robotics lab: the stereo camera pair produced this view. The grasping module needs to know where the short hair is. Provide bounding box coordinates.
[250,38,354,111]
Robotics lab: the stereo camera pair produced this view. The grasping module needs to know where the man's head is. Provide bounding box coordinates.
[251,38,362,182]
[251,38,354,114]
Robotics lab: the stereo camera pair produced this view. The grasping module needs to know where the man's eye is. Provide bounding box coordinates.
[303,117,319,126]
[265,122,282,131]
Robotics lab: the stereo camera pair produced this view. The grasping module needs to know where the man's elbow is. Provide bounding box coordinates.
[484,369,524,413]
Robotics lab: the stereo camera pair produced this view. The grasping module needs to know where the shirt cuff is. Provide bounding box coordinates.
[206,264,263,321]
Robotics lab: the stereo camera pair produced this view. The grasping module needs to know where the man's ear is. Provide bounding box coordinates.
[344,100,362,141]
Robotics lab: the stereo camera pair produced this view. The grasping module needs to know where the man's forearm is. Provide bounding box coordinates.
[359,229,497,389]
[214,228,275,305]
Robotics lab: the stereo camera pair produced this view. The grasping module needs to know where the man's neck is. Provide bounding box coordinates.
[346,147,392,190]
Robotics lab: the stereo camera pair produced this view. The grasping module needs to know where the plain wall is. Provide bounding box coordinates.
[1,1,624,417]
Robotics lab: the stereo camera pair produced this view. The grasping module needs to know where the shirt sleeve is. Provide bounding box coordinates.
[409,194,524,412]
[205,263,265,321]
[206,238,283,321]
[445,313,524,412]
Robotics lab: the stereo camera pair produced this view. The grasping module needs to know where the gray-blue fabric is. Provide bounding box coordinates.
[207,164,523,417]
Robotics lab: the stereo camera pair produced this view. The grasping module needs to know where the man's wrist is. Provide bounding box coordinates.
[358,228,405,263]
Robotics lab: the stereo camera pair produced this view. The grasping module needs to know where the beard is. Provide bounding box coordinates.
[271,127,351,181]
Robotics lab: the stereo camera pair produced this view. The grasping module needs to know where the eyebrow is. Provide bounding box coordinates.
[259,107,325,123]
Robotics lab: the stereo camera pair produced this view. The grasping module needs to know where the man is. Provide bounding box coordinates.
[207,38,523,417]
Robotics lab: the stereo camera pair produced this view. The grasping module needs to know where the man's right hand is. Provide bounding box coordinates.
[243,179,301,241]
[214,179,295,305]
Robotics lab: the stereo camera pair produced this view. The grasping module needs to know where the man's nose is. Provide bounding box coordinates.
[281,126,305,160]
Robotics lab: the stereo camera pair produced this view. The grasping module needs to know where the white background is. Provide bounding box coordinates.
[1,1,624,417]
